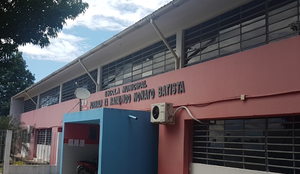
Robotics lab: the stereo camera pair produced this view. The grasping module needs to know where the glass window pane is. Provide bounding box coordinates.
[269,26,297,41]
[242,35,266,49]
[269,16,297,32]
[242,27,265,41]
[153,67,165,75]
[269,7,297,24]
[269,1,297,16]
[245,164,266,171]
[242,19,266,33]
[201,41,218,53]
[220,43,240,55]
[166,63,175,71]
[244,157,265,164]
[244,150,265,157]
[220,27,240,41]
[142,70,152,77]
[220,36,240,48]
[201,50,218,60]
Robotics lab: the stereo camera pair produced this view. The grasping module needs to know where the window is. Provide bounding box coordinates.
[193,116,300,174]
[101,35,176,90]
[185,0,299,66]
[37,129,52,145]
[39,86,60,108]
[24,96,37,113]
[61,69,98,102]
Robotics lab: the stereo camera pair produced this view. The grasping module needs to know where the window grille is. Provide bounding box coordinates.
[101,35,176,90]
[39,86,60,108]
[37,129,52,145]
[61,69,98,102]
[20,130,31,144]
[193,116,300,174]
[24,96,37,113]
[184,0,300,66]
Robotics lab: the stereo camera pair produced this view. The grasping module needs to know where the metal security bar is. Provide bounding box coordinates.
[24,96,37,113]
[101,35,176,90]
[184,0,300,66]
[193,116,300,174]
[37,129,51,145]
[39,86,60,108]
[61,69,98,102]
[10,129,55,165]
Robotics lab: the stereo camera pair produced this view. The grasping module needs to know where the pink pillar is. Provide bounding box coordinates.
[50,127,59,165]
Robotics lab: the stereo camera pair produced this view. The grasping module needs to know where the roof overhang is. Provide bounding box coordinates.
[14,0,252,99]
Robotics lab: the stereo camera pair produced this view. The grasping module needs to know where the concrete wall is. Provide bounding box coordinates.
[9,165,58,174]
[190,163,279,174]
[10,98,24,118]
[61,144,99,174]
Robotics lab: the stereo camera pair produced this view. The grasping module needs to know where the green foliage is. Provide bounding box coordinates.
[0,52,35,116]
[0,116,23,130]
[0,0,89,59]
[13,160,25,165]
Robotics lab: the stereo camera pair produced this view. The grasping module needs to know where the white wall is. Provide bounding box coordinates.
[190,163,280,174]
[36,144,51,162]
[61,144,99,174]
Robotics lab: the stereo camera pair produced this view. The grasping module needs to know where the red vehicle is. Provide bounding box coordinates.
[76,160,98,174]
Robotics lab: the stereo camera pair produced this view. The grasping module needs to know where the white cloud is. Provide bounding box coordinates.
[65,0,172,30]
[20,0,172,62]
[19,33,87,62]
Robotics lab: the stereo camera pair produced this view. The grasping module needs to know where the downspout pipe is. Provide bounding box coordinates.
[78,59,100,91]
[150,18,180,70]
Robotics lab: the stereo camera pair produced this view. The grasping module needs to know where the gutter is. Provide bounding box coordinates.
[13,0,189,99]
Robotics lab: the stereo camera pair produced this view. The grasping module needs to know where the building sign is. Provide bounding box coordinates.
[90,80,185,109]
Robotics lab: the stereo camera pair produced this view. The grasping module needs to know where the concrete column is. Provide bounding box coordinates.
[9,98,24,119]
[36,95,40,109]
[176,29,185,69]
[50,127,58,165]
[59,84,63,103]
[98,66,102,92]
[56,132,62,174]
[3,130,12,174]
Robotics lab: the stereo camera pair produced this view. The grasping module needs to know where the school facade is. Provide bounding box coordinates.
[10,0,300,174]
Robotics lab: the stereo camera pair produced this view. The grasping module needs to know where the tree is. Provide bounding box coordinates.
[0,115,23,130]
[0,52,35,116]
[0,0,89,60]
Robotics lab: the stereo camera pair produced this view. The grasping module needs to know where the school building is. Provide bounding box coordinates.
[10,0,300,174]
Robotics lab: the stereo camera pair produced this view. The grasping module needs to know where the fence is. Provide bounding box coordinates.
[10,130,56,165]
[0,130,7,173]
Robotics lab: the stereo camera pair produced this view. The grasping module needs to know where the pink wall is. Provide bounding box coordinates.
[21,36,300,174]
[64,123,99,144]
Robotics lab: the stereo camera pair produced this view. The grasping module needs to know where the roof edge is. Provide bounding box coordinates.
[13,0,189,99]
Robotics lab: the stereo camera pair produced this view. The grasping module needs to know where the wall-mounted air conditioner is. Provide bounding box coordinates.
[150,103,174,124]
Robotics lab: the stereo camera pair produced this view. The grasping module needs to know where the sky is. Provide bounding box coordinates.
[19,0,172,82]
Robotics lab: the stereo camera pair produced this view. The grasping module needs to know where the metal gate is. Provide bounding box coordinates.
[0,130,6,173]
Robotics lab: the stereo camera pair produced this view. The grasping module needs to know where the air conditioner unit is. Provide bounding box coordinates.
[151,103,174,124]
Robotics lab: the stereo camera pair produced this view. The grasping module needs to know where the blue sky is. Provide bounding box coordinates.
[19,0,172,82]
